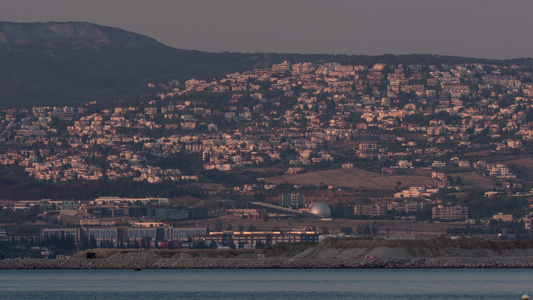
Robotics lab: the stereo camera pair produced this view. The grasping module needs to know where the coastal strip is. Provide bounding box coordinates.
[1,252,533,269]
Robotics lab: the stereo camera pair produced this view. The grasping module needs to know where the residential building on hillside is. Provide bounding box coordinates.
[432,205,469,220]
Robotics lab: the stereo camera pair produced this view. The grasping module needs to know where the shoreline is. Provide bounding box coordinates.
[4,239,533,270]
[2,255,533,269]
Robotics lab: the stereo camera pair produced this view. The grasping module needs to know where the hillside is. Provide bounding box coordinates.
[1,21,533,107]
[0,47,270,107]
[264,168,434,190]
[0,21,165,51]
[0,21,277,107]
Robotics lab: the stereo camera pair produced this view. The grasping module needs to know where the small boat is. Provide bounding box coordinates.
[133,267,142,271]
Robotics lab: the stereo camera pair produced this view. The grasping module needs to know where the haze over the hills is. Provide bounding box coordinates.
[1,0,532,60]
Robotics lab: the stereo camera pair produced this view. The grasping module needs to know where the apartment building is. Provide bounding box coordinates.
[432,205,469,220]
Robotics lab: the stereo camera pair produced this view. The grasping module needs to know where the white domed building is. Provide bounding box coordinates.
[308,202,331,218]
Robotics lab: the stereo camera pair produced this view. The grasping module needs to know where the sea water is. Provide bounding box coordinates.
[0,268,532,300]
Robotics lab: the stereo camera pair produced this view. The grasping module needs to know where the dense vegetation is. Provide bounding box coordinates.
[1,34,533,107]
[0,178,207,200]
[0,48,267,107]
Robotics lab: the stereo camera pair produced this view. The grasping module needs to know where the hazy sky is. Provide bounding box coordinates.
[1,0,532,59]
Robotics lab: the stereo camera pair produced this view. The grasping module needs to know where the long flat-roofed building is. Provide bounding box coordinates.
[42,228,79,240]
[94,197,169,205]
[194,230,319,248]
[432,205,469,220]
[171,228,208,241]
[86,227,128,247]
[353,204,388,216]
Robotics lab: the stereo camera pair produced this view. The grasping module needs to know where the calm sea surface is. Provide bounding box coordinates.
[0,269,532,300]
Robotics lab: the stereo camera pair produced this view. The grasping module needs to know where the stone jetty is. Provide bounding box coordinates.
[2,238,533,269]
[1,251,533,269]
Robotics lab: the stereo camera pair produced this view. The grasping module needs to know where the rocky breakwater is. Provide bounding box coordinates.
[1,252,533,269]
[3,238,533,269]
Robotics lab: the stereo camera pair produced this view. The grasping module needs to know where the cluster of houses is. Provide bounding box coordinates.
[0,61,532,186]
[1,60,533,230]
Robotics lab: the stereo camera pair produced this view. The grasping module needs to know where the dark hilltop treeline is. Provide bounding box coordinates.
[0,21,532,107]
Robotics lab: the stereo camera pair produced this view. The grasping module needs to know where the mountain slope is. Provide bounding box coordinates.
[0,47,272,106]
[0,21,532,107]
[0,21,165,51]
[0,22,276,106]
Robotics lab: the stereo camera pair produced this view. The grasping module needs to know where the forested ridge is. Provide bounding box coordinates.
[1,22,532,107]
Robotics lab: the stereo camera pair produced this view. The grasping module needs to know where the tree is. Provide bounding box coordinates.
[214,220,223,231]
[167,241,175,249]
[89,235,97,249]
[196,241,207,249]
[141,236,152,249]
[372,226,379,236]
[209,240,217,249]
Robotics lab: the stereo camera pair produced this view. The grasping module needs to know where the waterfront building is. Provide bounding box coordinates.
[86,227,127,247]
[171,227,208,241]
[194,230,319,248]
